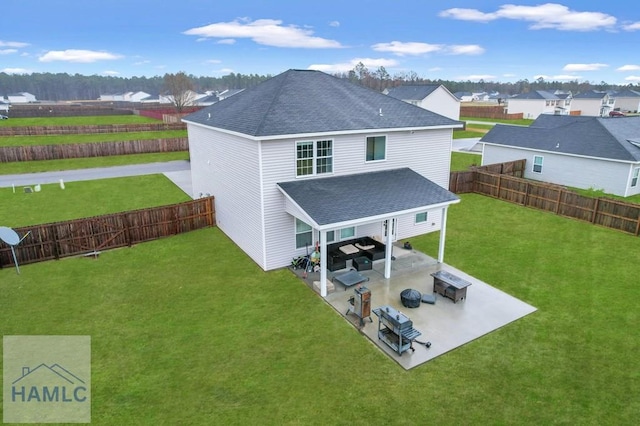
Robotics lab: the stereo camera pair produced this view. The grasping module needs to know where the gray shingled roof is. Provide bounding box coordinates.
[481,115,640,161]
[573,90,607,99]
[277,168,459,226]
[182,70,461,137]
[511,90,559,100]
[385,84,440,101]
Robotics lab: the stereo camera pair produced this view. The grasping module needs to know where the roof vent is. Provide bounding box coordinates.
[379,108,383,117]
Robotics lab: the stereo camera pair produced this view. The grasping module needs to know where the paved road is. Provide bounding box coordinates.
[0,160,193,196]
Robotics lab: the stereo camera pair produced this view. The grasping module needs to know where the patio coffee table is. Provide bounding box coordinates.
[332,270,369,290]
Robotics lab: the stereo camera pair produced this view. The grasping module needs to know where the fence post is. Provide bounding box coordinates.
[555,189,563,214]
[592,198,600,223]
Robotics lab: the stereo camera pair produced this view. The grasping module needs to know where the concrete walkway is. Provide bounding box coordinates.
[0,160,194,198]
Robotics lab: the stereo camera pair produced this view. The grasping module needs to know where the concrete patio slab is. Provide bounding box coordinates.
[298,247,537,370]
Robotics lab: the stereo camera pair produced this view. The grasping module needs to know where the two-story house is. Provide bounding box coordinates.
[182,69,462,296]
[383,84,460,120]
[612,89,640,114]
[506,90,571,119]
[570,90,615,117]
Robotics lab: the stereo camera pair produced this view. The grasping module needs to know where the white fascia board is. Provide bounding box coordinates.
[182,121,463,142]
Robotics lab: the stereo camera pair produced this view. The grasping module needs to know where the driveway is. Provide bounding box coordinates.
[0,160,194,198]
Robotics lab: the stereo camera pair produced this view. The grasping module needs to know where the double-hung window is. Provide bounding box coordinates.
[296,140,333,177]
[533,155,543,173]
[366,136,386,162]
[632,167,640,187]
[295,219,313,249]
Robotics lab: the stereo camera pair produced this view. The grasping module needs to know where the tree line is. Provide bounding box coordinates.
[1,64,637,102]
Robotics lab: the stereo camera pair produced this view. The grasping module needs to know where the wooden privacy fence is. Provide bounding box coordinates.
[0,138,188,162]
[0,123,186,136]
[0,197,215,269]
[452,163,640,236]
[449,159,526,193]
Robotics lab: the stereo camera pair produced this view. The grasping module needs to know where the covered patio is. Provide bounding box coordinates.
[293,245,537,369]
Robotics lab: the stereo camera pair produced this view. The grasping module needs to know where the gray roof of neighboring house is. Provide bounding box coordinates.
[573,90,607,99]
[480,114,640,162]
[511,90,559,100]
[277,168,459,226]
[385,84,441,101]
[183,69,461,137]
[614,89,640,98]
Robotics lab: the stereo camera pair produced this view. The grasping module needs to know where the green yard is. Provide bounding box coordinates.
[1,192,637,424]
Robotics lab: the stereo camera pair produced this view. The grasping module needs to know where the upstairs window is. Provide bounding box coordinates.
[533,155,544,173]
[366,136,386,162]
[296,140,333,177]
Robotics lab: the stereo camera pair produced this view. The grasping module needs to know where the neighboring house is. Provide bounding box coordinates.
[383,84,460,120]
[0,100,9,113]
[506,90,571,119]
[613,89,640,113]
[124,91,151,102]
[570,90,615,117]
[472,92,489,102]
[183,69,463,296]
[480,114,640,197]
[453,91,475,102]
[99,93,125,102]
[7,92,36,103]
[195,94,219,106]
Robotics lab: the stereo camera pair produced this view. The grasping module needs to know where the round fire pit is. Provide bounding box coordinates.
[400,288,422,308]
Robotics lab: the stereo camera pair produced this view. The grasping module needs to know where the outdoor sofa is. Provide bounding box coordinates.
[327,237,386,271]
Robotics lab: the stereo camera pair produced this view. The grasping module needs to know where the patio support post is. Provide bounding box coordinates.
[384,219,393,278]
[438,206,448,263]
[319,230,328,297]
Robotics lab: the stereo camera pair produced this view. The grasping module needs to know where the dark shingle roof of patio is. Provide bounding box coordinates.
[277,168,459,226]
[182,70,461,137]
[480,115,640,161]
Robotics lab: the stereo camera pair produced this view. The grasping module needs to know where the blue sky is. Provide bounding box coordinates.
[2,0,640,85]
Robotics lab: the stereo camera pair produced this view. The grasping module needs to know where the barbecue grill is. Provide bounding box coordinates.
[372,306,423,355]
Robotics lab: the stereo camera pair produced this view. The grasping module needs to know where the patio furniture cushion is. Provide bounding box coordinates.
[421,293,436,304]
[339,244,359,255]
[355,243,375,250]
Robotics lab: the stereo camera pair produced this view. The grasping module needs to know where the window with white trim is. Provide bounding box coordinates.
[296,140,333,177]
[366,136,386,162]
[415,212,428,223]
[533,155,543,173]
[340,227,355,240]
[295,219,313,249]
[632,167,640,187]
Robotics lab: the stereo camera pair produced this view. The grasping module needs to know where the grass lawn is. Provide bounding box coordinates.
[0,174,191,228]
[451,151,481,171]
[1,193,637,424]
[461,116,534,126]
[0,130,187,147]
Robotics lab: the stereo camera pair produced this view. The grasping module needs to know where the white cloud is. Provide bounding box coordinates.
[217,39,236,45]
[534,74,582,81]
[0,40,29,48]
[1,68,32,74]
[39,49,122,63]
[329,21,340,27]
[372,41,443,56]
[308,58,398,73]
[133,60,151,66]
[624,75,640,82]
[617,65,640,72]
[563,63,608,72]
[206,59,222,64]
[503,73,517,78]
[440,3,616,31]
[428,67,442,72]
[439,8,497,23]
[445,44,485,55]
[183,18,343,48]
[621,22,640,31]
[0,49,18,55]
[103,70,120,76]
